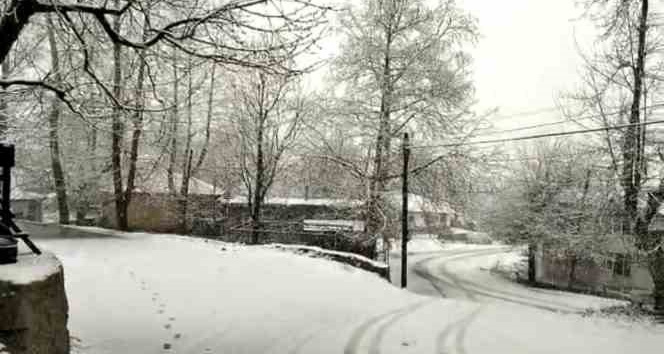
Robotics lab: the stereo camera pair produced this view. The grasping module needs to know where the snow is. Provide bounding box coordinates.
[10,187,46,200]
[0,252,61,285]
[425,247,626,311]
[270,243,388,270]
[17,227,664,353]
[0,342,8,354]
[390,234,496,254]
[222,195,360,207]
[303,219,365,232]
[100,169,219,195]
[383,191,455,214]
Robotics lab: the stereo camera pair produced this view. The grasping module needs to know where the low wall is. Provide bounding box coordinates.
[0,252,69,354]
[270,244,390,280]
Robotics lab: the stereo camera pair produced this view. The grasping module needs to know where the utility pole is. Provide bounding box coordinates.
[401,133,410,288]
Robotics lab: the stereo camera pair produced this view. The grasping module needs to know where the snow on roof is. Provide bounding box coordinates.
[136,170,218,195]
[383,191,454,214]
[222,195,360,207]
[10,187,46,201]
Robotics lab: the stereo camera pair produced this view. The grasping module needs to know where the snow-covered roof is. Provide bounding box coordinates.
[221,195,360,207]
[383,191,454,215]
[10,187,46,201]
[134,170,218,195]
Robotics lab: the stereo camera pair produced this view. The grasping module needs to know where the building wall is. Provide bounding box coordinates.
[100,193,355,234]
[100,193,218,233]
[538,248,653,296]
[12,199,43,222]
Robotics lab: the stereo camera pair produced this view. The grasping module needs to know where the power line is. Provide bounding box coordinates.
[411,118,664,150]
[488,106,560,121]
[472,102,664,138]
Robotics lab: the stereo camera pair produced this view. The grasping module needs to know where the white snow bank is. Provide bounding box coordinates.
[0,252,61,285]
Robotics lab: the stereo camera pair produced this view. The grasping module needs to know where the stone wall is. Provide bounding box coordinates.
[270,244,389,280]
[0,253,69,354]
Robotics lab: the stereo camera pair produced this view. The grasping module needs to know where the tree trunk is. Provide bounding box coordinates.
[0,54,9,138]
[650,252,664,321]
[622,0,649,233]
[167,48,179,195]
[252,113,266,245]
[192,64,215,176]
[0,0,37,65]
[528,243,537,284]
[366,16,394,241]
[47,18,69,225]
[568,254,577,290]
[122,14,148,232]
[178,59,194,234]
[110,0,126,230]
[179,150,192,234]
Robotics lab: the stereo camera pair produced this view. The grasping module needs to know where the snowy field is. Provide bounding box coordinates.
[14,227,664,353]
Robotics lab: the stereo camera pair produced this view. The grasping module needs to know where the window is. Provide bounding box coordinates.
[612,253,631,277]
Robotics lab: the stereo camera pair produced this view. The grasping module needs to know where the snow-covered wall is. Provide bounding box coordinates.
[270,244,390,280]
[0,253,69,354]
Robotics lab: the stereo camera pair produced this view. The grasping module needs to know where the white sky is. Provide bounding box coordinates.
[458,0,596,131]
[309,0,600,138]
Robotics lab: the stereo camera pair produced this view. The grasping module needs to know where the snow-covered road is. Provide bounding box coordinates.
[390,236,624,313]
[17,225,664,353]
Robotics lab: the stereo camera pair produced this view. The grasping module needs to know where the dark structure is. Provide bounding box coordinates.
[0,144,40,264]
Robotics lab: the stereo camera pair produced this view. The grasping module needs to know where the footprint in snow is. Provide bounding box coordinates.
[164,323,172,329]
[169,317,176,321]
[163,342,172,350]
[173,333,181,340]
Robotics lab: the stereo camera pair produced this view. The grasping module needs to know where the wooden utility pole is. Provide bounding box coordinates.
[401,133,410,288]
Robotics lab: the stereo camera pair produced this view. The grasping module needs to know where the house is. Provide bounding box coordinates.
[536,234,654,300]
[219,196,361,227]
[382,192,455,235]
[99,169,220,232]
[10,188,45,222]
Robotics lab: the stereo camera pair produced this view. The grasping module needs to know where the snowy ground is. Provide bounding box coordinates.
[12,227,664,353]
[390,235,627,311]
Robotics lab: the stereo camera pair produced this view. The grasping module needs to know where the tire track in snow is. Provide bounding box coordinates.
[344,300,434,354]
[413,249,510,300]
[435,306,482,354]
[434,253,582,314]
[367,300,433,354]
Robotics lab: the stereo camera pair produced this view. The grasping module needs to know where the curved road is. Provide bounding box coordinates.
[389,238,598,314]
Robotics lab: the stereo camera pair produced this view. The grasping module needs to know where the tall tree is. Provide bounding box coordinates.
[568,0,664,314]
[230,70,306,244]
[46,15,70,224]
[332,0,477,240]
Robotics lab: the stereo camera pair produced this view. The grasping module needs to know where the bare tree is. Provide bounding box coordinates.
[230,70,306,244]
[0,0,328,231]
[46,15,69,224]
[565,0,664,314]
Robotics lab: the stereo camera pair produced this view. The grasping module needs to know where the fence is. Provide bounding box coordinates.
[193,219,377,260]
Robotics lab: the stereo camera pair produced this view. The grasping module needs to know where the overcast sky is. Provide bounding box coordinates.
[310,1,600,140]
[459,0,596,131]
